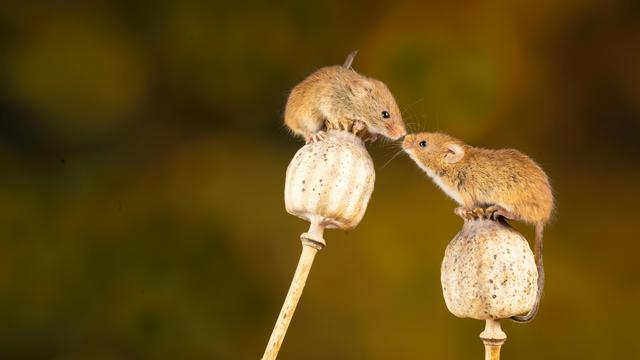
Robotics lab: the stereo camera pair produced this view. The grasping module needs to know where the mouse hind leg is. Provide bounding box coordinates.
[303,110,329,143]
[485,204,520,222]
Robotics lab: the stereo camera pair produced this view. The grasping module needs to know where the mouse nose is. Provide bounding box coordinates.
[389,126,407,140]
[402,134,415,149]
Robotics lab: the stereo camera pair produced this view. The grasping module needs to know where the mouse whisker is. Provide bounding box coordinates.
[381,148,405,169]
[378,137,402,149]
[404,122,421,133]
[400,98,425,130]
[400,97,424,113]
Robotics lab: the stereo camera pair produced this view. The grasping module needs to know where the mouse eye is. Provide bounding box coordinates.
[419,140,427,148]
[382,111,390,119]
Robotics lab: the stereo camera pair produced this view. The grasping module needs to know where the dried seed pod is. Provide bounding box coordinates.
[263,130,375,360]
[441,218,538,320]
[441,216,538,360]
[285,130,375,231]
[441,214,538,360]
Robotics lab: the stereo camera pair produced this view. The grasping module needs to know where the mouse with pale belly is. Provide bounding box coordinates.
[284,51,406,143]
[403,132,554,323]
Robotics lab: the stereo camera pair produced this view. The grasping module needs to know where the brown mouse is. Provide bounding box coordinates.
[284,51,406,143]
[403,132,554,323]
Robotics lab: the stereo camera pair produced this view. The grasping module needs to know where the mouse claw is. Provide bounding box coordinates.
[352,121,366,134]
[306,131,327,144]
[472,207,486,219]
[339,119,352,131]
[454,206,475,221]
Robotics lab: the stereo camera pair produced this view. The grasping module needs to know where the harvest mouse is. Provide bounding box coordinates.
[284,51,406,143]
[403,132,554,323]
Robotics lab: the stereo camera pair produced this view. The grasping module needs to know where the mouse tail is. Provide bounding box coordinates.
[343,50,359,69]
[511,222,545,323]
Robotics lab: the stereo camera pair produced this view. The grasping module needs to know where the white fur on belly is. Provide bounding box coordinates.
[416,162,464,205]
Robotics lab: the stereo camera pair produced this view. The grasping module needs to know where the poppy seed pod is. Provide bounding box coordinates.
[285,130,375,232]
[441,218,538,320]
[263,130,376,360]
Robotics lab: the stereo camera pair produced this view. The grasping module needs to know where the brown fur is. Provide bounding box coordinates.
[403,133,553,223]
[284,63,406,141]
[403,132,554,323]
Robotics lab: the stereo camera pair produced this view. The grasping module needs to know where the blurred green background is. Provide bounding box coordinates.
[1,1,639,359]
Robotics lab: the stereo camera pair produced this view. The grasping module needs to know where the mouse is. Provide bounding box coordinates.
[402,132,554,323]
[284,50,406,143]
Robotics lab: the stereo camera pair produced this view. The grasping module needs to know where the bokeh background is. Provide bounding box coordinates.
[1,1,639,359]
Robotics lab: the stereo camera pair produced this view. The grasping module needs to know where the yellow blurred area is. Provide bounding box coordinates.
[5,12,147,141]
[0,1,639,359]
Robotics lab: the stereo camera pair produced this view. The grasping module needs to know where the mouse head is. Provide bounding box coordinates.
[402,132,466,173]
[350,77,406,140]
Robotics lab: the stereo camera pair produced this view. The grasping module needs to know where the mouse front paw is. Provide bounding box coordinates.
[352,122,378,142]
[352,121,366,134]
[305,131,327,144]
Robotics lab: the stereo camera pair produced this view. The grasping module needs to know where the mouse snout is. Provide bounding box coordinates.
[402,134,416,150]
[387,125,407,140]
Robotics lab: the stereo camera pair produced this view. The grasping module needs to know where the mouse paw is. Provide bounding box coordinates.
[305,131,327,144]
[454,206,475,221]
[338,118,352,131]
[352,121,366,134]
[485,205,517,221]
[456,206,499,221]
[472,207,488,219]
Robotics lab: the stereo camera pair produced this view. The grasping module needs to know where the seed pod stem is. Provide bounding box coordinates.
[480,319,506,360]
[262,220,325,360]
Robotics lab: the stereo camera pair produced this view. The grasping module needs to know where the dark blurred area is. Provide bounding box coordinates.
[1,1,639,359]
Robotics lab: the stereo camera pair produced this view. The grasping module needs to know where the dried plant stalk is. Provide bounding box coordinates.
[480,319,507,360]
[262,222,325,360]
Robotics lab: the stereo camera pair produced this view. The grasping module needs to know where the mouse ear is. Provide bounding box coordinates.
[444,143,465,163]
[348,79,373,97]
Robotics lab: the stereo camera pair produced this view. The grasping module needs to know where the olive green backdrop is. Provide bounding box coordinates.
[1,1,639,359]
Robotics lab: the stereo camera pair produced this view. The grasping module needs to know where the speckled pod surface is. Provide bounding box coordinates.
[284,130,375,231]
[441,219,538,320]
